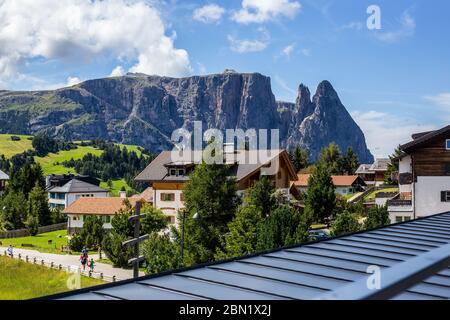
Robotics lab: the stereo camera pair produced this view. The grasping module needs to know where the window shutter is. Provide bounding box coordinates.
[442,191,447,202]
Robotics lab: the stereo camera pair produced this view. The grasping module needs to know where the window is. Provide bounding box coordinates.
[446,139,450,150]
[180,192,185,202]
[395,216,411,223]
[441,191,450,202]
[169,169,176,176]
[102,216,111,223]
[161,193,175,201]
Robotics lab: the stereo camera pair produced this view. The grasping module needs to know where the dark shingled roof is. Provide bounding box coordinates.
[47,179,108,194]
[134,149,297,183]
[45,212,450,300]
[401,125,450,153]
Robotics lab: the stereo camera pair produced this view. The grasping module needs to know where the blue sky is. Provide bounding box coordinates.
[0,0,449,157]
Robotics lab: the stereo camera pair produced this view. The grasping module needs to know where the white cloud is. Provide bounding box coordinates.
[424,93,450,121]
[228,36,268,53]
[351,110,436,158]
[424,93,450,108]
[340,22,364,31]
[0,0,192,86]
[66,76,82,86]
[374,11,416,43]
[110,66,126,77]
[193,4,225,24]
[281,44,295,58]
[232,0,301,24]
[300,48,311,56]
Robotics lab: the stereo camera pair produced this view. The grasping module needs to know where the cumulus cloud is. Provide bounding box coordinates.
[374,11,416,43]
[0,0,192,86]
[228,36,268,53]
[193,4,225,23]
[66,77,82,86]
[110,66,126,77]
[232,0,301,24]
[281,44,295,58]
[351,110,436,158]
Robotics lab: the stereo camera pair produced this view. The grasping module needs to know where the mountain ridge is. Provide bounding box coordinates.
[0,71,374,163]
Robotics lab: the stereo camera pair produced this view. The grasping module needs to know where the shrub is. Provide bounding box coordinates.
[69,233,84,252]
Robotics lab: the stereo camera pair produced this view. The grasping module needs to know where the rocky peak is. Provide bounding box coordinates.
[0,72,374,162]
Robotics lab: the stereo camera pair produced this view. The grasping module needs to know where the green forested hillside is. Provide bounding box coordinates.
[0,134,149,195]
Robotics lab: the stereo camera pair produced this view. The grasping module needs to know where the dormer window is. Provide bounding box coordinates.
[168,168,185,176]
[446,139,450,150]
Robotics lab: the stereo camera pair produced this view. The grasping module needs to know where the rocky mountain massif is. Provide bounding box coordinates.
[0,71,373,162]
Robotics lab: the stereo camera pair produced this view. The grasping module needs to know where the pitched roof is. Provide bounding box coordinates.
[294,174,364,187]
[401,124,450,153]
[48,179,108,194]
[48,212,450,300]
[355,164,372,174]
[368,158,390,171]
[64,197,144,215]
[130,187,154,202]
[0,169,9,180]
[134,149,297,183]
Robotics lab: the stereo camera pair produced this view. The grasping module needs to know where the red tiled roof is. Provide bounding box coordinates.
[64,197,145,215]
[294,174,361,187]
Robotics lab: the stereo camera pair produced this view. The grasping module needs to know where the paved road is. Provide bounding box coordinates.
[0,246,144,281]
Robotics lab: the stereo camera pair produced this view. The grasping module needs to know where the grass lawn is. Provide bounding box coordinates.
[0,256,104,300]
[34,146,103,175]
[100,178,130,196]
[1,230,69,254]
[0,134,33,158]
[365,188,399,201]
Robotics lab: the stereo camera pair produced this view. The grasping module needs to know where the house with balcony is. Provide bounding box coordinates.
[294,174,366,196]
[387,125,450,223]
[355,158,390,187]
[64,197,145,235]
[134,146,299,225]
[0,169,9,196]
[47,178,109,210]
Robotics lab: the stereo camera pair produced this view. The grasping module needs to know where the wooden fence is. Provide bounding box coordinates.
[2,250,119,283]
[0,222,67,239]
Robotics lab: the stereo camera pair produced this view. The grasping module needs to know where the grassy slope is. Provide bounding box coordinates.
[100,179,129,196]
[0,134,33,158]
[0,256,104,300]
[1,230,68,254]
[0,136,146,194]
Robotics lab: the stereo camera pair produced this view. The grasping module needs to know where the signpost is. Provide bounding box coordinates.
[121,201,148,279]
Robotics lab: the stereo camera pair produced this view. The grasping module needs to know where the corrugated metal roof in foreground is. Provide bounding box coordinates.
[54,212,450,300]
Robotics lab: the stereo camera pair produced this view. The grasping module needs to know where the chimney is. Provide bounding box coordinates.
[119,190,127,199]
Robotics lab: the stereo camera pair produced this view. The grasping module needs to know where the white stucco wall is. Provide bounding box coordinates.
[415,176,450,217]
[399,155,412,173]
[67,214,113,230]
[154,189,185,225]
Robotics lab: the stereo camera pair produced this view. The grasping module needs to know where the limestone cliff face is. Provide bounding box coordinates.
[0,71,373,162]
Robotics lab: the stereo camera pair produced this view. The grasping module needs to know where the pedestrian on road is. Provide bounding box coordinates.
[80,254,88,270]
[7,245,13,258]
[89,258,95,272]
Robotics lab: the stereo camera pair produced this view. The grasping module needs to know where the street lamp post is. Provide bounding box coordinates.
[180,211,201,263]
[180,209,186,262]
